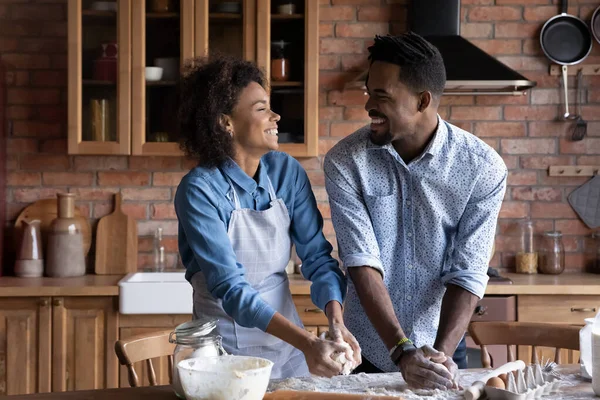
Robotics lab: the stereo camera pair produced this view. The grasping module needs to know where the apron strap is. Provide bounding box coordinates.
[224,174,277,210]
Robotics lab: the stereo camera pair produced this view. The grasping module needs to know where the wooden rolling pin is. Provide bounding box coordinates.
[463,360,526,400]
[264,391,403,400]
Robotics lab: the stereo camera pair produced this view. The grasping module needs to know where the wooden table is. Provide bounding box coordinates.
[2,365,593,399]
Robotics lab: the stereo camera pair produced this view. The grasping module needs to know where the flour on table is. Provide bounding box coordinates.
[268,371,485,399]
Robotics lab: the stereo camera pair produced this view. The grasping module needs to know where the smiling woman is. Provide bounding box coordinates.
[173,54,362,380]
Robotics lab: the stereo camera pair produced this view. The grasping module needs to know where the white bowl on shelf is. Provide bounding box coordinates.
[145,66,163,81]
[177,355,273,400]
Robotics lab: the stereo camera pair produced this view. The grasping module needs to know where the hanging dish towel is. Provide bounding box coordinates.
[568,174,600,229]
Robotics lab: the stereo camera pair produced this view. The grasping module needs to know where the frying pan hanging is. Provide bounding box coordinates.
[592,5,600,45]
[540,0,592,120]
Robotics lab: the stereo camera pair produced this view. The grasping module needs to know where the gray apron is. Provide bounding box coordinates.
[191,175,310,379]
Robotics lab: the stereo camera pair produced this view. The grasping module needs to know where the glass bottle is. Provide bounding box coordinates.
[153,227,164,271]
[169,319,227,398]
[538,231,565,275]
[515,219,538,274]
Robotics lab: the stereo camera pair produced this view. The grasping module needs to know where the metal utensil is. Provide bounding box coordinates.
[572,69,587,140]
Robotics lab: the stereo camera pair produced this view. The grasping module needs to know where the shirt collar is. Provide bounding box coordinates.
[365,114,448,159]
[221,158,269,195]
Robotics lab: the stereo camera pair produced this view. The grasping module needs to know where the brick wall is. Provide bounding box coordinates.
[2,0,599,274]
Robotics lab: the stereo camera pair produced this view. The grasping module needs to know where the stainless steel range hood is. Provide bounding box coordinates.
[345,0,537,95]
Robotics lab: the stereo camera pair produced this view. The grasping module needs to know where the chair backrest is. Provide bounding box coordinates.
[468,321,581,368]
[114,329,175,387]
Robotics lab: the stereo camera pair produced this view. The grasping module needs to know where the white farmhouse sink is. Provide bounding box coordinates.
[118,271,193,314]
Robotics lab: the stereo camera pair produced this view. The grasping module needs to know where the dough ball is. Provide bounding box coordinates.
[486,376,506,390]
[331,342,355,375]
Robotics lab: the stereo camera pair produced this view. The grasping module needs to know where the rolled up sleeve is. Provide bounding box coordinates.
[323,153,384,278]
[441,159,508,299]
[175,177,275,331]
[288,160,347,312]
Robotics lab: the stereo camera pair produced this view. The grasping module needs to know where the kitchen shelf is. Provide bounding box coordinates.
[82,10,116,18]
[271,81,303,87]
[271,14,303,20]
[146,12,179,19]
[82,80,116,86]
[145,81,177,86]
[209,13,242,20]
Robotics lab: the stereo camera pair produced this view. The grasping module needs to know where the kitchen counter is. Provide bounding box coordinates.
[290,272,600,296]
[1,271,600,298]
[0,274,122,296]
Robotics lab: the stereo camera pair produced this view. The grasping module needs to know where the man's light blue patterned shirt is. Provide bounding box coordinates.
[324,116,507,372]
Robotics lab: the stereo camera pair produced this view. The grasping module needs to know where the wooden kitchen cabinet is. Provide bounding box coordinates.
[0,297,51,396]
[51,297,119,392]
[516,295,597,365]
[68,0,319,157]
[0,296,118,396]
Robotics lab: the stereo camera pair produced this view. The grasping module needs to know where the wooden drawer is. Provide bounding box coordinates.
[518,295,599,324]
[471,296,516,322]
[293,295,328,326]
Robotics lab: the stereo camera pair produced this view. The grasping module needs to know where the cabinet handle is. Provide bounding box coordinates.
[53,299,63,307]
[39,299,48,307]
[474,305,487,316]
[304,308,324,314]
[571,307,596,312]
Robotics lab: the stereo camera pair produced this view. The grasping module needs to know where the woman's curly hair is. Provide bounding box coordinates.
[178,53,266,168]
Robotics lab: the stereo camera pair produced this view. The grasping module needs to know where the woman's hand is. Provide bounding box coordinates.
[299,336,349,377]
[328,321,362,368]
[325,300,362,368]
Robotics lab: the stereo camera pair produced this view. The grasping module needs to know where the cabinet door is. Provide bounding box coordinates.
[195,0,256,61]
[0,297,51,395]
[516,295,591,365]
[51,297,119,392]
[131,0,194,156]
[256,0,318,157]
[68,0,132,155]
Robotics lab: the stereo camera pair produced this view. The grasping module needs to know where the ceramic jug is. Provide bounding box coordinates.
[14,219,44,277]
[45,193,86,277]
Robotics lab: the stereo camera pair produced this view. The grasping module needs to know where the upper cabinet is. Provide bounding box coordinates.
[68,0,318,158]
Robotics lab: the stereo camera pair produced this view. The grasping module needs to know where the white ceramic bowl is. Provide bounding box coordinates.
[177,355,273,400]
[145,66,163,81]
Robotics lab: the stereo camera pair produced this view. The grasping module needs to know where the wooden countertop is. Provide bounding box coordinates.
[2,271,600,298]
[3,365,592,399]
[289,272,600,296]
[0,275,122,296]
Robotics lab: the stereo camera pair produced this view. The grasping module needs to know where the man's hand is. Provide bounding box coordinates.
[397,345,455,390]
[328,320,362,368]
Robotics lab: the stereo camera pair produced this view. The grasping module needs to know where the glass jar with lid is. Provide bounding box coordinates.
[169,318,227,398]
[538,231,565,275]
[515,219,538,274]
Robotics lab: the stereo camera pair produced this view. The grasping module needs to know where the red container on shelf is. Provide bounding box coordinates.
[93,42,118,82]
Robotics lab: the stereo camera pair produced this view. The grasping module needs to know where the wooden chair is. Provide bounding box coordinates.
[468,321,581,368]
[114,329,175,387]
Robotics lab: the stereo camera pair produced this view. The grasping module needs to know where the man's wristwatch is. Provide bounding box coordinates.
[389,338,417,366]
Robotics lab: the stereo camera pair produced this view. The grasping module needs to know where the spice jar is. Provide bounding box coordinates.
[538,231,565,275]
[515,219,538,274]
[169,318,227,398]
[271,40,290,82]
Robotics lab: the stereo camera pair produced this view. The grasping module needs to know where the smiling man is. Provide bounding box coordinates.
[323,33,508,390]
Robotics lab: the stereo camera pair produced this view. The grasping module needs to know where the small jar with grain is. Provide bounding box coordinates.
[515,219,538,274]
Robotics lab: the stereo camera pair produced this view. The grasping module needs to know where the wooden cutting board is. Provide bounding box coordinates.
[264,391,405,400]
[94,192,138,274]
